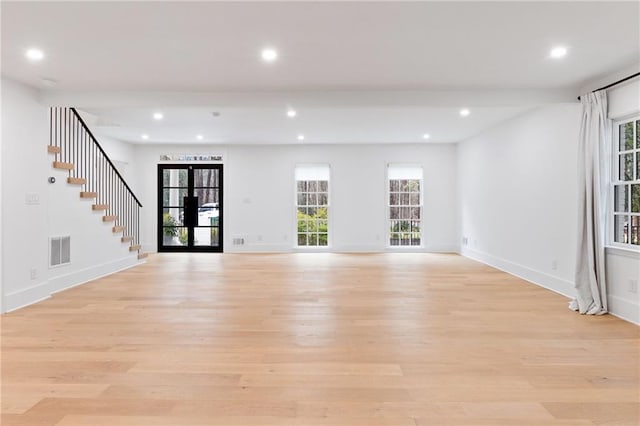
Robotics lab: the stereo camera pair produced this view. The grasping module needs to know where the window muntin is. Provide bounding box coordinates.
[388,165,423,247]
[612,117,640,247]
[295,165,329,247]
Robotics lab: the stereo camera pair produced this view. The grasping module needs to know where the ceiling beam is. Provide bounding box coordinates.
[39,88,578,109]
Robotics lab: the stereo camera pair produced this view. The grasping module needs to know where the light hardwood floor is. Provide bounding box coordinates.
[1,253,638,425]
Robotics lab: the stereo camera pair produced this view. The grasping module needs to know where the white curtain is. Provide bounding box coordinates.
[570,91,610,315]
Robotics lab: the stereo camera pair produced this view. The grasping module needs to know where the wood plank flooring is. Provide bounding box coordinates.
[1,253,638,425]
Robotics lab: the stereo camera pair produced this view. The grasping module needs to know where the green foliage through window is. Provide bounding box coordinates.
[296,179,329,246]
[614,119,640,246]
[389,178,422,246]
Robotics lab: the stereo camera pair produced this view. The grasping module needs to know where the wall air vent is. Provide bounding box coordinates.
[50,236,71,267]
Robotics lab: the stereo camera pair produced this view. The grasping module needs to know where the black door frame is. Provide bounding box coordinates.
[157,164,224,253]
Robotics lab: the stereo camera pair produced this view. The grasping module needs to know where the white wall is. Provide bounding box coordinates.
[0,78,141,312]
[606,79,640,323]
[134,143,459,254]
[1,79,51,309]
[98,135,136,188]
[458,104,581,296]
[458,83,640,324]
[0,74,4,312]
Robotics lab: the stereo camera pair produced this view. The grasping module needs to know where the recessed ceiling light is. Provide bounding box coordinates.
[196,134,204,141]
[261,48,278,62]
[25,48,44,62]
[423,133,431,140]
[550,46,568,59]
[141,134,149,140]
[459,108,470,117]
[287,109,297,118]
[297,134,305,141]
[153,112,163,120]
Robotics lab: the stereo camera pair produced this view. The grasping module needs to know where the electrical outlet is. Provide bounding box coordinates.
[462,236,468,246]
[25,193,40,205]
[551,260,558,271]
[629,279,638,294]
[257,234,263,242]
[30,268,38,280]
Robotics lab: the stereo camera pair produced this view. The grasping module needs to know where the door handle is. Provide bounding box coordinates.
[183,196,199,228]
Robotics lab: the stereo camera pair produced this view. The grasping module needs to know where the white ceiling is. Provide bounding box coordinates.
[80,105,533,144]
[2,1,639,144]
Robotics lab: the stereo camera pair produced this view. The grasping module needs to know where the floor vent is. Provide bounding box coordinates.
[50,236,71,267]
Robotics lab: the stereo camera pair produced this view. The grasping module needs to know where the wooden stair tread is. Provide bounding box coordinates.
[92,204,109,211]
[53,161,73,170]
[102,215,118,222]
[112,226,125,233]
[67,177,86,185]
[47,145,61,154]
[138,253,149,260]
[129,244,142,252]
[121,236,134,242]
[80,192,97,198]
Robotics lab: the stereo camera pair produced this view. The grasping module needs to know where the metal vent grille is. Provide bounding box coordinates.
[50,236,71,267]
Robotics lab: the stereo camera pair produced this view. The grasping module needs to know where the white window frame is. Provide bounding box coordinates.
[294,164,331,249]
[609,115,640,251]
[386,164,424,249]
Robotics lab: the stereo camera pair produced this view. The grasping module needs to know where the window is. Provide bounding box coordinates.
[295,165,329,247]
[388,165,423,247]
[612,117,640,248]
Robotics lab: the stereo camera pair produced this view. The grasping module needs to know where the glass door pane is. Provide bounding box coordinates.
[193,167,221,248]
[160,167,188,249]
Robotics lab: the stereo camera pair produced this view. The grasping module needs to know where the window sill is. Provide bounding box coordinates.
[605,245,640,259]
[293,246,331,252]
[386,246,424,251]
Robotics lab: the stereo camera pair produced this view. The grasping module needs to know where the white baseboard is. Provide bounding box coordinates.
[608,294,640,325]
[227,243,291,253]
[4,281,52,313]
[3,255,141,313]
[226,243,460,254]
[460,247,574,298]
[142,242,156,253]
[461,247,640,325]
[49,255,140,295]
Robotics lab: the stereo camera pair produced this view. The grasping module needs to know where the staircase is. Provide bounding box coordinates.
[48,107,147,260]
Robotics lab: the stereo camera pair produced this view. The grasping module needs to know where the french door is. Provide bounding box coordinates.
[157,164,223,252]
